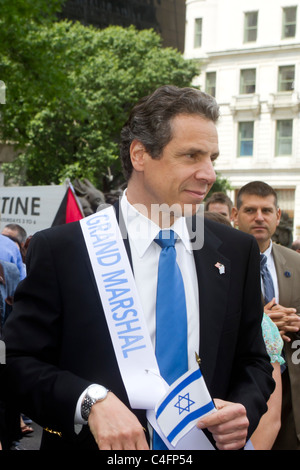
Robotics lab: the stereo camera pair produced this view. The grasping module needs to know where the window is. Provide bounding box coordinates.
[205,72,216,97]
[194,18,202,48]
[282,6,297,38]
[276,120,293,155]
[238,122,254,157]
[278,65,295,91]
[275,188,295,220]
[240,69,256,94]
[244,11,258,42]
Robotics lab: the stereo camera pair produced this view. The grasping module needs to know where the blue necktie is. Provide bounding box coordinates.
[260,254,275,305]
[153,230,188,449]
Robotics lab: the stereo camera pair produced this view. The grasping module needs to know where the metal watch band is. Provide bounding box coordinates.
[81,387,109,421]
[81,395,94,421]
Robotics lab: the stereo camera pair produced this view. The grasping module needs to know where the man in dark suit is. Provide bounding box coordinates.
[3,86,274,450]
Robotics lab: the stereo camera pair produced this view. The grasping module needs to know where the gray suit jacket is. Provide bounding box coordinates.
[272,243,300,443]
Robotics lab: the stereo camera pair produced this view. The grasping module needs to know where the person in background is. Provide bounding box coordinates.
[205,209,284,449]
[204,211,232,227]
[232,181,300,450]
[0,259,24,450]
[2,224,27,253]
[291,239,300,253]
[0,234,25,281]
[250,313,284,449]
[204,192,233,223]
[1,224,33,448]
[0,260,19,329]
[2,224,28,275]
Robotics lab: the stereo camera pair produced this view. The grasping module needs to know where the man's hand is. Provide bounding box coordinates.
[264,299,299,342]
[88,392,149,450]
[197,399,249,450]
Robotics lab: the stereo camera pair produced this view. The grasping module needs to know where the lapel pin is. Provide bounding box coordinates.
[215,262,225,274]
[284,271,291,278]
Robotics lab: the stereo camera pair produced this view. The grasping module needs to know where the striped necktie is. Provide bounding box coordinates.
[260,254,275,305]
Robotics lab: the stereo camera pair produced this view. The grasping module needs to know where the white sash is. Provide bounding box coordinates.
[80,206,216,450]
[80,207,166,409]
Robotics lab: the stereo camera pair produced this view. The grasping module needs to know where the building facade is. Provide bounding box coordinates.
[185,0,300,238]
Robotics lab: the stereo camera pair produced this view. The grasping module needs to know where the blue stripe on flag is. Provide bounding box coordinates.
[156,368,202,418]
[167,400,215,443]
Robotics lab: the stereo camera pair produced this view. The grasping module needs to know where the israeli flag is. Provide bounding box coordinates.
[155,363,216,447]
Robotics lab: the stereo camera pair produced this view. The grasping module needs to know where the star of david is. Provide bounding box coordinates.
[174,393,195,415]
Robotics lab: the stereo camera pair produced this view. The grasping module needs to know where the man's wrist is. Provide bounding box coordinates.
[81,384,109,422]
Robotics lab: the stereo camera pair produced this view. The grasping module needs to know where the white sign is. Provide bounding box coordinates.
[0,184,66,235]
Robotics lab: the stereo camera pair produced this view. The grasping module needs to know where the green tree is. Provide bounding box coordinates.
[205,173,232,200]
[1,10,199,189]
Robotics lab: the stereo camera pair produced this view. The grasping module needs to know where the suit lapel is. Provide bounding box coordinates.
[188,218,231,388]
[113,200,133,266]
[272,244,292,306]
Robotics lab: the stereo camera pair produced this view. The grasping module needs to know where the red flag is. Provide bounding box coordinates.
[52,184,84,226]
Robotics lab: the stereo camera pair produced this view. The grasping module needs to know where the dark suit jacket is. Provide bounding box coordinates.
[3,212,274,450]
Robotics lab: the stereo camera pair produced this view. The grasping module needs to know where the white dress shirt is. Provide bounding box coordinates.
[75,192,200,424]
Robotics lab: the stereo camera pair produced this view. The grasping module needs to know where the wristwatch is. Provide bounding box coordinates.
[81,384,109,421]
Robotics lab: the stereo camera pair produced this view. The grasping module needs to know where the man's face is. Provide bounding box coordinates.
[207,202,231,221]
[233,194,281,251]
[129,114,219,222]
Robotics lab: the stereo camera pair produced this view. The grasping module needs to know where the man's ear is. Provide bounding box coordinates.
[231,207,239,228]
[130,139,147,172]
[276,207,282,227]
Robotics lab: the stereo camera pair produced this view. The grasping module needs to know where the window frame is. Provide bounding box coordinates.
[282,6,297,39]
[205,71,216,97]
[275,119,293,156]
[244,11,258,43]
[240,68,256,94]
[238,121,254,157]
[278,65,295,91]
[194,18,203,48]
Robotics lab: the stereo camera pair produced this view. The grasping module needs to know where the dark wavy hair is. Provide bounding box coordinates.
[120,85,220,181]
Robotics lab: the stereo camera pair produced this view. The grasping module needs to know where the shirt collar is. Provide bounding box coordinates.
[120,190,192,258]
[261,240,273,260]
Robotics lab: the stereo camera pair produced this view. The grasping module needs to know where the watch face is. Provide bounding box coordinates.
[88,385,107,401]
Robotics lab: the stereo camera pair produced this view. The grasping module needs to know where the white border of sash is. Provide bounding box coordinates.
[80,206,166,409]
